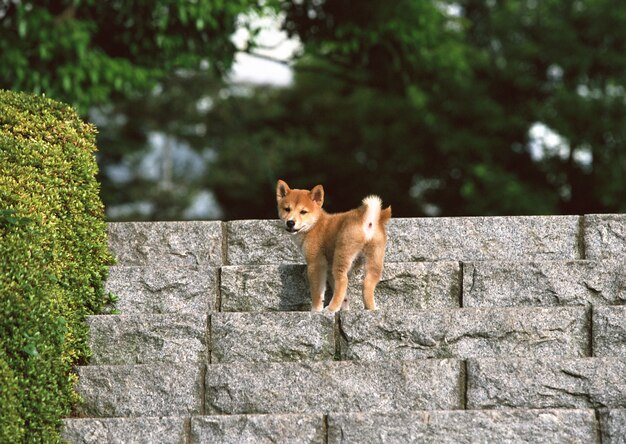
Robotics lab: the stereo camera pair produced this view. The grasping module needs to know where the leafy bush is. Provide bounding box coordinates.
[0,90,113,442]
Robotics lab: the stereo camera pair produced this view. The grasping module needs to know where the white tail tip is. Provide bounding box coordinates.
[362,195,382,240]
[362,195,382,208]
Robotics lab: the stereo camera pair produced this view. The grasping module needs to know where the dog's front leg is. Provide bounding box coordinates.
[307,259,327,312]
[326,252,357,313]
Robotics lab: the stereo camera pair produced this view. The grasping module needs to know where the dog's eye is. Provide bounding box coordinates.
[284,207,291,212]
[300,210,308,215]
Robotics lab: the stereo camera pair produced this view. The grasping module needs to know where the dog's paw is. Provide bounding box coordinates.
[323,306,339,314]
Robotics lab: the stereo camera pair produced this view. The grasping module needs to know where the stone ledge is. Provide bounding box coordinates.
[220,262,460,312]
[225,216,582,265]
[205,359,463,414]
[211,312,335,363]
[191,414,324,443]
[76,364,203,417]
[105,265,219,315]
[327,409,599,444]
[63,410,610,444]
[108,221,224,266]
[584,214,626,260]
[593,306,626,357]
[87,314,207,365]
[388,215,581,262]
[339,307,589,361]
[463,260,626,307]
[600,409,626,444]
[467,357,626,409]
[62,417,186,444]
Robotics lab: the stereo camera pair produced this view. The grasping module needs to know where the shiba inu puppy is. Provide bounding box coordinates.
[276,180,391,312]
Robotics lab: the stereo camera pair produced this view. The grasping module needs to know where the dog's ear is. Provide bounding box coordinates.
[310,185,324,207]
[276,180,290,201]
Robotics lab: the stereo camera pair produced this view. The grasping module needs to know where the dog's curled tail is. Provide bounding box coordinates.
[362,195,392,240]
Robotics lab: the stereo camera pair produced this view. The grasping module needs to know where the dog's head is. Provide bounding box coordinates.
[276,180,323,234]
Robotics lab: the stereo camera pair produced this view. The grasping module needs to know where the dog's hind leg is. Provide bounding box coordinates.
[362,240,385,310]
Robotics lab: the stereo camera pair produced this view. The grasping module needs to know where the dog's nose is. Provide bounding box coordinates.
[286,220,295,229]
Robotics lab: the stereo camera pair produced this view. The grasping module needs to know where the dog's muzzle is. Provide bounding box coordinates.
[285,220,299,233]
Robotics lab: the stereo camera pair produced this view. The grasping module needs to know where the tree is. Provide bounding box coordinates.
[459,0,626,214]
[6,1,624,219]
[95,69,224,220]
[0,0,264,113]
[204,0,626,219]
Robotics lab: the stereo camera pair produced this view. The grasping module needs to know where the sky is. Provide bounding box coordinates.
[228,13,299,87]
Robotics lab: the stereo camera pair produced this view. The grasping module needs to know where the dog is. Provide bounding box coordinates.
[276,180,391,312]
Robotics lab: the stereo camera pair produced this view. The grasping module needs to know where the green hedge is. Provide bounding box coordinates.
[0,90,113,442]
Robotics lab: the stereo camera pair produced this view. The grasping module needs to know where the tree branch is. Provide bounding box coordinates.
[239,50,292,66]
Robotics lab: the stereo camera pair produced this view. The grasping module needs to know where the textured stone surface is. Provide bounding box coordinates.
[211,312,335,363]
[593,306,626,357]
[226,220,303,265]
[327,409,600,444]
[191,414,324,444]
[87,314,207,365]
[226,216,581,265]
[76,364,202,417]
[108,221,224,266]
[339,307,589,361]
[463,260,626,307]
[205,359,463,414]
[601,409,626,444]
[105,266,218,315]
[62,417,186,444]
[67,217,626,442]
[220,262,460,312]
[584,214,626,259]
[467,357,626,409]
[220,264,310,311]
[387,216,581,262]
[352,261,460,310]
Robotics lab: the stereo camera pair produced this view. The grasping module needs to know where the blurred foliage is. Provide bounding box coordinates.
[0,90,113,442]
[94,70,223,220]
[3,0,626,218]
[0,0,264,113]
[206,0,626,218]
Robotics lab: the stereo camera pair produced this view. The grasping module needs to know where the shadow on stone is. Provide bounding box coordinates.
[277,265,310,311]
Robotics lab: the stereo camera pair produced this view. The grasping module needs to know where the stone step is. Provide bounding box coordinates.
[87,314,207,365]
[467,357,626,410]
[108,221,224,266]
[64,409,625,443]
[104,215,625,267]
[584,214,626,260]
[602,409,626,444]
[219,262,461,312]
[105,266,218,315]
[205,359,463,414]
[75,360,462,418]
[86,306,624,366]
[209,307,593,364]
[463,260,626,307]
[339,306,590,361]
[327,409,602,444]
[593,306,626,357]
[226,216,583,265]
[62,417,187,444]
[210,312,335,363]
[75,364,203,417]
[190,414,324,443]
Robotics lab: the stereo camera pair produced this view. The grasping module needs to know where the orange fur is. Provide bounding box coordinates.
[276,180,391,312]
